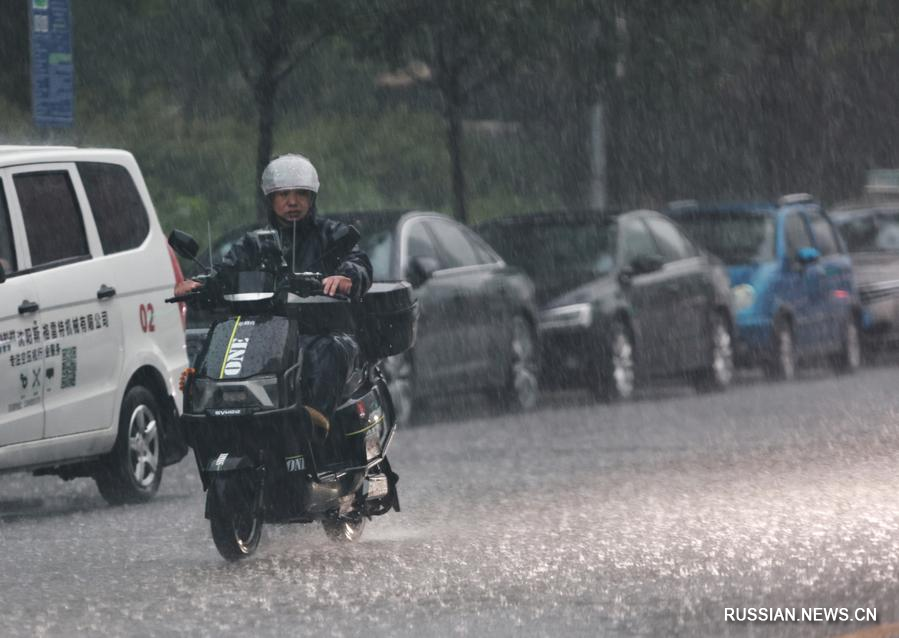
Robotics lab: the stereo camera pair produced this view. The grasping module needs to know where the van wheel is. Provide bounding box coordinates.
[762,321,796,381]
[94,385,163,505]
[595,321,636,401]
[830,317,861,374]
[693,312,734,392]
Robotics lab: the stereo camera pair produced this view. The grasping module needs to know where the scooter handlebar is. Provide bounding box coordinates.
[280,272,324,296]
[164,290,207,304]
[280,273,354,302]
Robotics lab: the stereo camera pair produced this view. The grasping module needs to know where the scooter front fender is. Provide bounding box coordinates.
[205,453,256,473]
[205,468,262,520]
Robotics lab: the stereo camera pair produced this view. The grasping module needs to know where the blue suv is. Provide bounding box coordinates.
[667,195,861,379]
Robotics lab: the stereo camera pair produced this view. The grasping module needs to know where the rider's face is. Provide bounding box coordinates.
[271,189,313,224]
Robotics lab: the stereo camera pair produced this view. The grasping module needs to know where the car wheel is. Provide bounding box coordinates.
[94,385,163,505]
[693,312,734,392]
[384,353,415,425]
[830,316,861,374]
[500,315,539,412]
[596,321,636,401]
[322,516,366,542]
[763,320,796,381]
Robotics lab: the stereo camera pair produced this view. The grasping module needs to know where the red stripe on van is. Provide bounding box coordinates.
[167,245,187,330]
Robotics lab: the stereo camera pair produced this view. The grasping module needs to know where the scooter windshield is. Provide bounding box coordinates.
[220,270,277,302]
[197,315,297,380]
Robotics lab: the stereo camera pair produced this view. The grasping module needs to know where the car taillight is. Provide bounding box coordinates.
[167,245,187,330]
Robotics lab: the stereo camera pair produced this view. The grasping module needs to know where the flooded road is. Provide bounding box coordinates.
[2,365,899,637]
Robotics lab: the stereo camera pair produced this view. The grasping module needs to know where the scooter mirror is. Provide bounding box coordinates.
[331,225,361,258]
[168,229,200,261]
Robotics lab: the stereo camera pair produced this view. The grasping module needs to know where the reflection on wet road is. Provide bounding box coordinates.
[2,364,899,637]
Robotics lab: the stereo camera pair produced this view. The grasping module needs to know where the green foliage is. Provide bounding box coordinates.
[6,0,899,232]
[276,108,450,212]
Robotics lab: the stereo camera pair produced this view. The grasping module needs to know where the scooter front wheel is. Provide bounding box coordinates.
[210,511,263,560]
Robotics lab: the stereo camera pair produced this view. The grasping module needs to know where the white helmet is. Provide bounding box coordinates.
[260,154,320,196]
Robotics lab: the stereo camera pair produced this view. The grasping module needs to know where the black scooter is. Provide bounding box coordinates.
[166,227,417,560]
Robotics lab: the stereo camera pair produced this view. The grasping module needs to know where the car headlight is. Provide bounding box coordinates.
[187,376,280,413]
[539,303,593,330]
[731,284,756,311]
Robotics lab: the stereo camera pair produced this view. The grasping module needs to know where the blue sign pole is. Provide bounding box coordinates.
[30,0,74,128]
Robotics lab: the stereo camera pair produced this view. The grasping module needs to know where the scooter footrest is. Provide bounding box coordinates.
[364,473,389,500]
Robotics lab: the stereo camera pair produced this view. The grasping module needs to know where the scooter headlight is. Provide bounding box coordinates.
[187,376,280,413]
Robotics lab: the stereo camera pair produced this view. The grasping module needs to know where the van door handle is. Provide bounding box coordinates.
[97,284,117,300]
[18,300,39,315]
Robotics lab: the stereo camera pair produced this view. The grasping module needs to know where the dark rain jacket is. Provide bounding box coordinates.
[219,209,373,299]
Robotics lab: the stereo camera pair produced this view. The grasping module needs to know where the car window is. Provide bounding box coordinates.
[833,213,888,252]
[676,211,775,265]
[806,210,840,256]
[480,218,615,289]
[784,212,812,256]
[644,216,697,262]
[78,162,150,254]
[14,171,89,268]
[0,182,17,273]
[359,229,393,280]
[619,216,660,266]
[427,219,480,268]
[463,227,501,265]
[404,220,440,266]
[874,212,899,250]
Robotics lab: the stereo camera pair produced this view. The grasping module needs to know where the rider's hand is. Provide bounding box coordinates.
[174,279,202,296]
[322,275,352,297]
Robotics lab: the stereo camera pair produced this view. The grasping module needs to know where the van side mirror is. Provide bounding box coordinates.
[406,256,440,287]
[168,229,200,261]
[795,246,820,265]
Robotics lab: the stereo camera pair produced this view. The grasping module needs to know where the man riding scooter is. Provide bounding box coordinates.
[175,153,373,433]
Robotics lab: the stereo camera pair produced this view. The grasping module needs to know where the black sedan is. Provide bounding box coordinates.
[186,211,541,424]
[831,203,899,352]
[476,209,736,399]
[329,210,540,423]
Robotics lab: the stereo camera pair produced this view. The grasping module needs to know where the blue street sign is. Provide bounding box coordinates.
[30,0,74,127]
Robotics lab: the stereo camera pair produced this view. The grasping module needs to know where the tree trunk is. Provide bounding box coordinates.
[445,96,467,223]
[253,0,286,223]
[558,99,593,210]
[255,74,277,223]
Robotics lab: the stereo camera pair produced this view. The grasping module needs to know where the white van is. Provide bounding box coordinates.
[0,146,188,504]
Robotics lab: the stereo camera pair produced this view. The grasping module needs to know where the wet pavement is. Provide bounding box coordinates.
[2,363,899,637]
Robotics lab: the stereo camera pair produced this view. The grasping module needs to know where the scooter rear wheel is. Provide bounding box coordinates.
[322,516,366,542]
[210,511,263,560]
